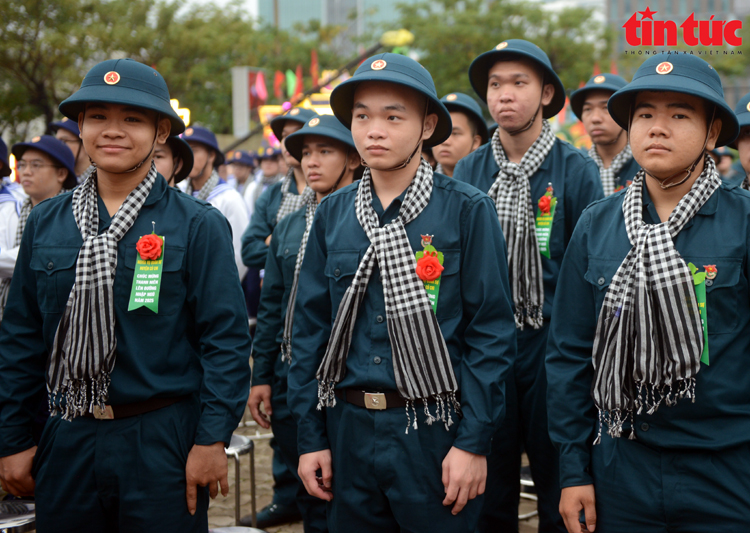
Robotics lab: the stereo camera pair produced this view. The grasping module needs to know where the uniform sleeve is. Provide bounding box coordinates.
[185,208,252,446]
[0,213,48,457]
[452,196,517,456]
[251,228,285,387]
[241,185,275,269]
[564,157,603,244]
[287,205,331,455]
[221,194,250,280]
[546,210,597,488]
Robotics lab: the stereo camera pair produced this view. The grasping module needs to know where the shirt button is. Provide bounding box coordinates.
[376,315,384,323]
[284,248,289,255]
[334,268,341,276]
[373,356,382,364]
[640,422,649,432]
[706,279,713,287]
[597,277,606,286]
[47,261,54,270]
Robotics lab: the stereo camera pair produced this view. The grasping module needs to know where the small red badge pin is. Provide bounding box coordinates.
[104,71,121,85]
[703,265,717,280]
[420,234,433,248]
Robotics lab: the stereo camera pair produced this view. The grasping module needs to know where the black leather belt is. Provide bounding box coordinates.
[83,395,189,420]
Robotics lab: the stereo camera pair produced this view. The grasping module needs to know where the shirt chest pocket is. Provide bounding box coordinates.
[583,258,622,315]
[278,240,301,283]
[692,258,742,335]
[435,250,461,321]
[29,246,80,314]
[324,251,361,315]
[117,245,186,316]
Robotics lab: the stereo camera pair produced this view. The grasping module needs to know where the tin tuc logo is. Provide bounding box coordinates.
[623,7,742,46]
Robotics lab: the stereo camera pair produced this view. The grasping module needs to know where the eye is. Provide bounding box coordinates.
[89,113,106,120]
[490,81,499,88]
[673,114,687,119]
[125,116,142,122]
[638,113,652,119]
[355,113,368,120]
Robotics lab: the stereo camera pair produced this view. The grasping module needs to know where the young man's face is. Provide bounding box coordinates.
[16,148,67,203]
[79,103,169,174]
[350,82,437,171]
[153,142,180,184]
[55,128,89,175]
[630,91,721,179]
[301,135,356,195]
[281,122,303,168]
[736,126,750,174]
[230,163,253,183]
[260,156,280,177]
[485,60,554,131]
[187,143,215,179]
[717,154,733,175]
[581,90,623,146]
[433,111,482,170]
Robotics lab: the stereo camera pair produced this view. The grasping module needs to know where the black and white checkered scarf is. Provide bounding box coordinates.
[588,144,633,196]
[280,189,317,363]
[185,169,220,201]
[592,157,720,443]
[741,174,749,191]
[488,120,556,330]
[47,163,157,420]
[0,191,67,323]
[317,159,460,431]
[276,170,311,223]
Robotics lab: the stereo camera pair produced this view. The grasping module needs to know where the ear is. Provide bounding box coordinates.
[156,117,171,144]
[422,112,438,142]
[173,158,183,177]
[471,134,482,152]
[206,149,217,168]
[705,117,722,152]
[541,83,555,107]
[55,168,68,186]
[77,111,85,137]
[346,150,361,171]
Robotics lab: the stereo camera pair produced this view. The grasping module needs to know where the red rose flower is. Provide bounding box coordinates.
[538,195,552,215]
[136,234,163,261]
[416,251,444,282]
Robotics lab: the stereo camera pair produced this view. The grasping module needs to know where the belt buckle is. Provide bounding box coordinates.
[364,393,386,410]
[93,405,114,420]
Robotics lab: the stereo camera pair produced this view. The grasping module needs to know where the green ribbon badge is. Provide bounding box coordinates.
[688,262,710,365]
[536,183,557,259]
[128,223,165,314]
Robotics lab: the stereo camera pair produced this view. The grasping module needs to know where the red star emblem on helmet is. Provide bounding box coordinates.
[104,71,121,85]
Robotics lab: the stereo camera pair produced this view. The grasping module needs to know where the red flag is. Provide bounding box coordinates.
[310,49,319,86]
[293,64,304,100]
[578,81,585,88]
[255,71,268,102]
[592,62,601,76]
[610,60,618,75]
[274,70,285,99]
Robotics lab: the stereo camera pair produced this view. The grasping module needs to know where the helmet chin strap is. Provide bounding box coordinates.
[360,99,429,172]
[597,128,624,147]
[628,104,716,190]
[327,148,352,196]
[505,87,544,137]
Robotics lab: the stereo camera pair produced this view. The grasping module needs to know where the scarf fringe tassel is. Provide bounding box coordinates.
[49,373,111,421]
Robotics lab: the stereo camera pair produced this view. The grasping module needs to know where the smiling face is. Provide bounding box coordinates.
[350,82,437,171]
[629,91,721,179]
[433,111,482,174]
[581,89,622,145]
[79,103,170,174]
[485,59,554,132]
[16,148,68,204]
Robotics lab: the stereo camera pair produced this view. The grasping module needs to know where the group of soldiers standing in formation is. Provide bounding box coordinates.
[0,37,749,533]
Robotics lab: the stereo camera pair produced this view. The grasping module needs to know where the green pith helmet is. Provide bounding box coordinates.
[60,58,185,135]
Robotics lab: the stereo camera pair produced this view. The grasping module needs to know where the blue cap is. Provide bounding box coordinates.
[569,73,629,121]
[226,150,256,167]
[12,135,77,189]
[731,91,750,148]
[284,115,356,161]
[440,92,489,144]
[0,138,10,178]
[257,145,281,160]
[180,126,224,166]
[330,53,452,147]
[270,108,320,140]
[49,117,81,137]
[164,135,193,184]
[608,54,738,147]
[469,39,566,119]
[60,58,185,135]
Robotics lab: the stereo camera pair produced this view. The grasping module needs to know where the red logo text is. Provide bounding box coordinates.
[623,7,742,47]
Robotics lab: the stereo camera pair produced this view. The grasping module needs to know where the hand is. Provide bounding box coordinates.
[298,449,333,501]
[264,234,272,246]
[560,485,596,532]
[0,447,36,497]
[185,442,228,515]
[441,446,486,515]
[247,385,273,429]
